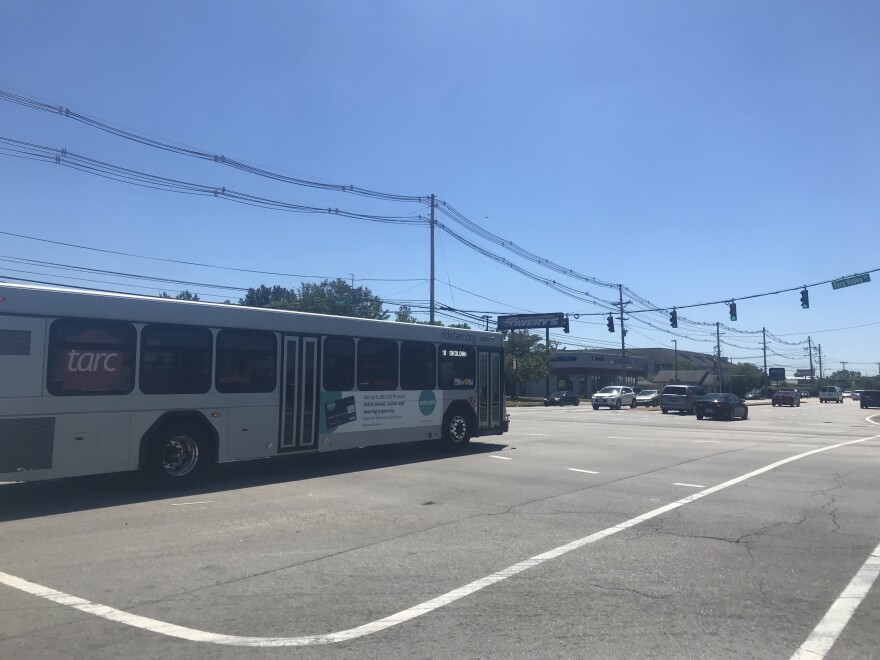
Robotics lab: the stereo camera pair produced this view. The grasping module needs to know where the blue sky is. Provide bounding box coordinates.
[1,1,878,376]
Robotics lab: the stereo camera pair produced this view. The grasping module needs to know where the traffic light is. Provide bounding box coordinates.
[606,314,615,333]
[670,309,678,328]
[563,315,570,333]
[729,302,737,321]
[800,288,809,309]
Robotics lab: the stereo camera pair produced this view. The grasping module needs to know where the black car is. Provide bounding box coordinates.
[694,393,748,421]
[860,390,880,409]
[544,390,580,406]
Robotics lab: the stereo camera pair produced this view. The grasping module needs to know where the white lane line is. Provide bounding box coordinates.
[673,483,706,488]
[171,501,213,506]
[0,434,876,648]
[695,440,721,444]
[607,436,630,440]
[790,539,880,660]
[787,444,814,448]
[489,455,512,460]
[528,434,550,437]
[567,468,599,475]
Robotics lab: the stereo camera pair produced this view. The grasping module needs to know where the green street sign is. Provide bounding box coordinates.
[832,273,871,290]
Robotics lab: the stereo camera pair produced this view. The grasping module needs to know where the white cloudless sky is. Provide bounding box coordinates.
[1,1,878,375]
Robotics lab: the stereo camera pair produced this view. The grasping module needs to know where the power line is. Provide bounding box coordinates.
[0,88,425,203]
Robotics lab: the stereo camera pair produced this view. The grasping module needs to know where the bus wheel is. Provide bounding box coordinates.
[443,407,472,448]
[146,422,209,486]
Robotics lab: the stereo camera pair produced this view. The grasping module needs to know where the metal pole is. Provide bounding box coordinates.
[673,340,678,383]
[546,326,551,396]
[762,327,767,384]
[429,194,435,325]
[619,284,626,386]
[716,322,722,392]
[818,344,823,380]
[807,336,815,392]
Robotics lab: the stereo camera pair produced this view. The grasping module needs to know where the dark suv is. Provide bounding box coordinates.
[860,390,880,409]
[660,385,705,415]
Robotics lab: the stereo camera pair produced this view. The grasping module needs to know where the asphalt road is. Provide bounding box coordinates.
[1,400,879,659]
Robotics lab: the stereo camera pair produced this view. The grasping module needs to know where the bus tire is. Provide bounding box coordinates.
[144,421,211,487]
[443,406,473,448]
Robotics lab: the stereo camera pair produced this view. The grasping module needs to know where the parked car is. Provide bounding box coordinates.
[660,384,705,415]
[819,386,843,403]
[544,391,579,407]
[744,389,762,400]
[695,393,749,421]
[592,386,636,410]
[772,390,801,407]
[860,390,880,408]
[634,389,660,407]
[796,389,811,399]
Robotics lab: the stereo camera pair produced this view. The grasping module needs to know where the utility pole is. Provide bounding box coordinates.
[546,326,551,397]
[762,327,768,384]
[429,194,435,325]
[716,322,722,392]
[818,344,823,380]
[349,273,355,316]
[672,339,678,383]
[807,336,815,392]
[616,284,630,386]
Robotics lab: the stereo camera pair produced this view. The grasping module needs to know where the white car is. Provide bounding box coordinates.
[592,386,637,410]
[819,386,843,403]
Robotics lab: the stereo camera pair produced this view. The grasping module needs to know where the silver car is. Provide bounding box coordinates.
[592,386,637,410]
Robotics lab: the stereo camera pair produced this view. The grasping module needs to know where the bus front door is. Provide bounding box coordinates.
[280,336,319,452]
[477,349,504,434]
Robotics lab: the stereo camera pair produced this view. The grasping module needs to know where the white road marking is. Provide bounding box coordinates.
[0,434,876,648]
[171,501,213,506]
[790,538,880,660]
[787,444,814,448]
[528,434,550,437]
[567,468,599,475]
[695,440,720,444]
[489,455,512,460]
[607,436,630,440]
[673,483,706,488]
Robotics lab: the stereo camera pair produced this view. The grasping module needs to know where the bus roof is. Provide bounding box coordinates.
[0,282,503,346]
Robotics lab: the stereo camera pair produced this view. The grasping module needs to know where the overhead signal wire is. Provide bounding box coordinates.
[0,138,427,225]
[0,89,424,203]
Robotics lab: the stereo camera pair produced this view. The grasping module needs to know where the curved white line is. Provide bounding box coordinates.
[1,434,877,647]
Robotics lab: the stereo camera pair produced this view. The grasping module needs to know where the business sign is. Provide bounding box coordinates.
[832,273,871,290]
[768,367,786,381]
[497,313,565,331]
[794,369,814,378]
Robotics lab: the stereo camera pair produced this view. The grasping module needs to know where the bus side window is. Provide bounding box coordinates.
[140,324,212,395]
[356,338,398,391]
[400,341,435,390]
[216,330,277,393]
[323,336,355,391]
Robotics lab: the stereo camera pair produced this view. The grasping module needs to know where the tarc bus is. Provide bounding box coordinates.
[0,283,507,486]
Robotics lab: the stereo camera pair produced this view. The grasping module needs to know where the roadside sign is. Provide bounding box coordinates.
[831,273,871,290]
[497,313,565,331]
[769,367,785,381]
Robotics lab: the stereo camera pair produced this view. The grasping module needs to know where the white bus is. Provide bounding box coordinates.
[0,283,507,486]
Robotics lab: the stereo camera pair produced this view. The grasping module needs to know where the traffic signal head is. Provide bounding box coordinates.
[800,288,809,309]
[606,314,615,333]
[729,302,737,321]
[563,315,570,333]
[670,309,678,328]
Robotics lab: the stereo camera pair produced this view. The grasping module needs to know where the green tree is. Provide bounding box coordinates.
[503,330,549,398]
[240,280,387,319]
[725,362,764,396]
[395,305,418,323]
[160,290,200,301]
